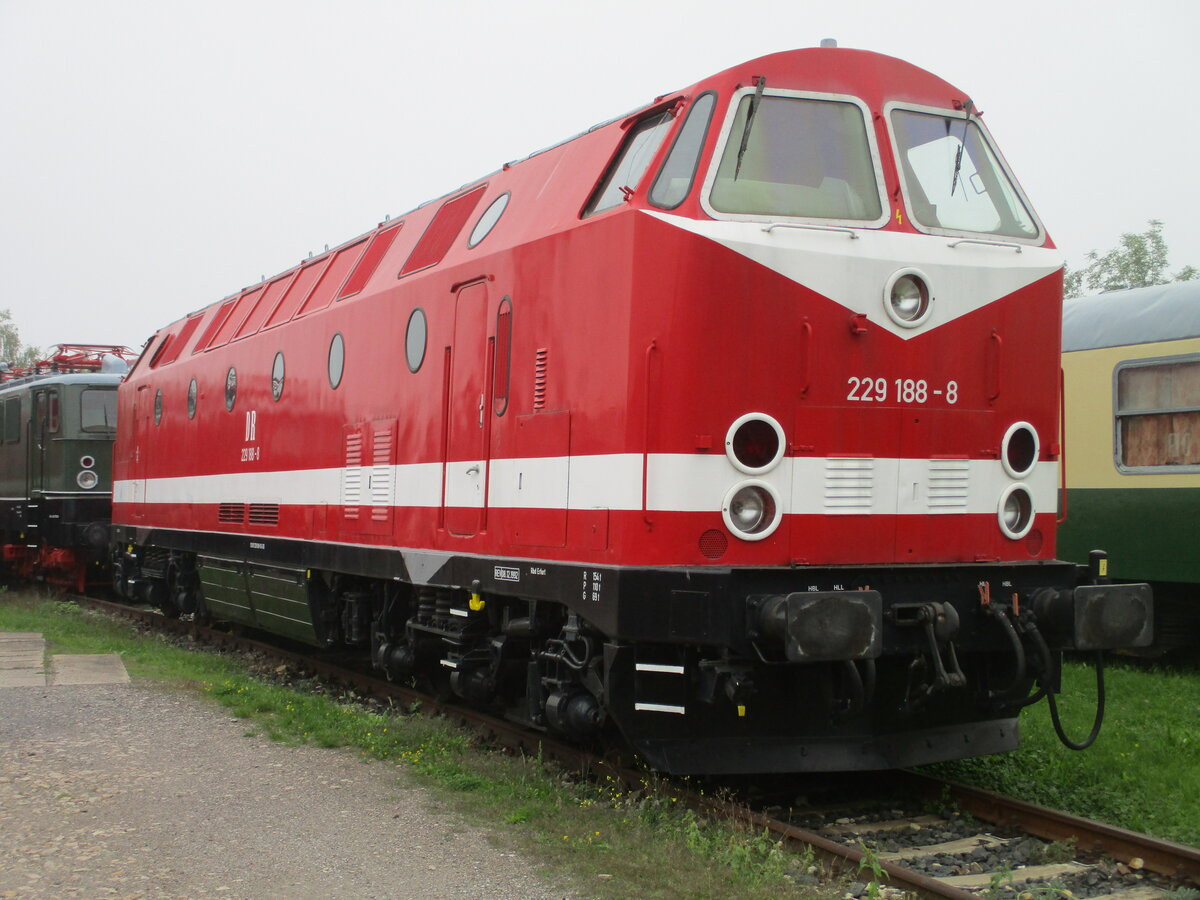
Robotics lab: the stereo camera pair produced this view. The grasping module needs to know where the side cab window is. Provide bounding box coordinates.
[649,92,717,209]
[583,108,677,217]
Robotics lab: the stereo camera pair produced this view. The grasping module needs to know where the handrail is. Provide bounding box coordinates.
[762,223,859,239]
[947,238,1023,252]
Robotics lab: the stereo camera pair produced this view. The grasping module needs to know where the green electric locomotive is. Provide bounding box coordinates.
[0,345,130,591]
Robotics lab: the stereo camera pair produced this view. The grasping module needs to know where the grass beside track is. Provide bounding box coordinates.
[926,654,1200,848]
[0,593,837,900]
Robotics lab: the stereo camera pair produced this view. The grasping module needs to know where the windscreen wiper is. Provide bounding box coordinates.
[734,76,766,180]
[949,98,975,197]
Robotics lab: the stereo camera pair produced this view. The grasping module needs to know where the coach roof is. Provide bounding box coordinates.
[1062,280,1200,352]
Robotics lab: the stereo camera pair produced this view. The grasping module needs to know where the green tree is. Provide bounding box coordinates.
[1065,219,1197,298]
[0,309,42,369]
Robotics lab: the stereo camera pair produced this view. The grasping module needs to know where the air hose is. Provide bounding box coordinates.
[1019,616,1107,749]
[1047,647,1107,751]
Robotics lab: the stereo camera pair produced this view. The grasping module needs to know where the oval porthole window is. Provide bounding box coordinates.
[406,309,427,373]
[188,378,198,419]
[467,192,510,248]
[272,351,285,402]
[154,389,163,425]
[225,367,237,411]
[328,333,345,389]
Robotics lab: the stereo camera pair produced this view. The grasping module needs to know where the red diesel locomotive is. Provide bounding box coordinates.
[112,46,1151,773]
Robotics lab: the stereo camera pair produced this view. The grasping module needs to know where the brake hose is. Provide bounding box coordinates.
[1046,648,1107,750]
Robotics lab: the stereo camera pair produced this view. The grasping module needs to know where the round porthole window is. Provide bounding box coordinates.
[154,389,163,425]
[467,192,510,248]
[272,351,285,402]
[328,333,345,389]
[188,378,198,419]
[406,309,427,373]
[225,367,237,411]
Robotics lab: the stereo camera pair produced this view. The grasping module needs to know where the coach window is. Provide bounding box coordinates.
[650,92,716,209]
[405,309,426,373]
[187,378,198,419]
[583,109,676,217]
[328,333,345,389]
[1116,356,1200,469]
[272,351,285,401]
[4,398,20,443]
[81,389,117,432]
[225,367,237,412]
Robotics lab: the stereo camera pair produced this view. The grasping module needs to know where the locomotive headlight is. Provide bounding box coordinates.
[726,413,785,474]
[722,481,782,541]
[77,470,99,490]
[998,484,1034,539]
[884,269,933,328]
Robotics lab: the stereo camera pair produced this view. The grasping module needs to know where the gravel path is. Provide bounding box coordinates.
[0,681,574,899]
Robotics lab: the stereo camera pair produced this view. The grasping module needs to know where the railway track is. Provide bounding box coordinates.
[74,594,1200,899]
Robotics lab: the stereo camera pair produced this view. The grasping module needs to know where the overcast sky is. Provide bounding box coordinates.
[2,0,1196,353]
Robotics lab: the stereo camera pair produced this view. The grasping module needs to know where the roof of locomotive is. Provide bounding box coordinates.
[133,45,973,360]
[0,373,125,395]
[1062,281,1200,352]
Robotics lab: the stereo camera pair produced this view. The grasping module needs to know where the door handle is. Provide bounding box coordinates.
[466,464,480,476]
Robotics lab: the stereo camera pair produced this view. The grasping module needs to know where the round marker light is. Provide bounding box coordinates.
[80,455,95,469]
[884,269,933,328]
[722,481,782,541]
[726,414,785,474]
[77,470,99,490]
[1001,422,1039,479]
[998,484,1034,539]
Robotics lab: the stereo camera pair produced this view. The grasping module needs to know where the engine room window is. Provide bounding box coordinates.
[468,193,510,248]
[650,92,716,209]
[583,109,675,217]
[154,389,163,425]
[891,108,1038,239]
[271,351,285,401]
[328,333,345,389]
[405,309,427,374]
[1116,356,1200,469]
[187,378,198,419]
[709,95,882,221]
[225,367,237,411]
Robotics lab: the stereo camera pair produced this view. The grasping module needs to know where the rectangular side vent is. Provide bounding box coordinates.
[928,459,970,513]
[248,503,280,526]
[533,348,549,410]
[343,430,363,519]
[824,458,874,514]
[218,503,245,523]
[370,428,393,520]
